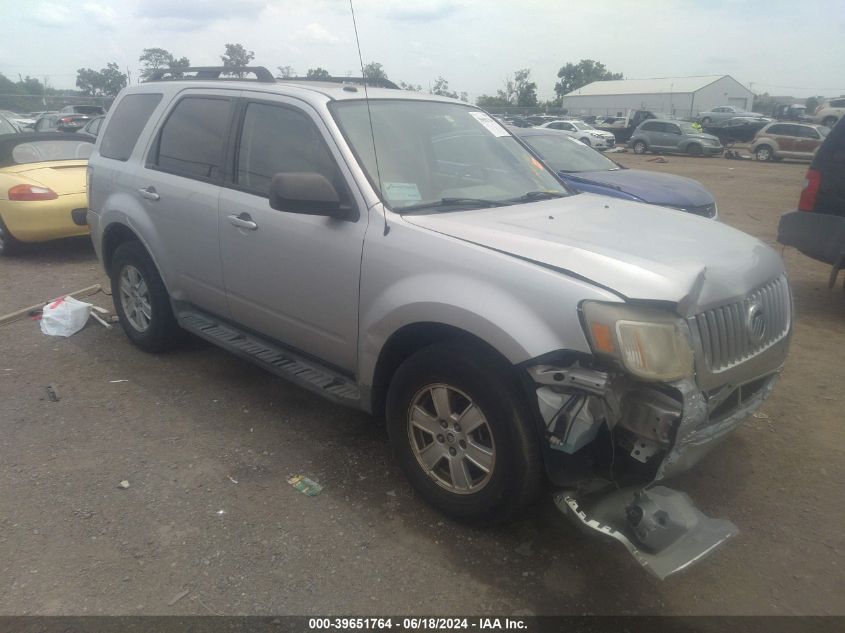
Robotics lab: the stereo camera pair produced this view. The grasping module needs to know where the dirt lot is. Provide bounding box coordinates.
[1,153,842,616]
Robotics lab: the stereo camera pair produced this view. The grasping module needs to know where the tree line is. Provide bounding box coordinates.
[2,48,623,111]
[68,43,625,108]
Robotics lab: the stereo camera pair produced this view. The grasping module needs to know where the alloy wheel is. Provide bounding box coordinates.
[119,264,152,332]
[406,384,496,494]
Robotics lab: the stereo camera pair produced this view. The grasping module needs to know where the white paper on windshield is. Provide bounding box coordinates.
[468,111,509,137]
[383,181,422,202]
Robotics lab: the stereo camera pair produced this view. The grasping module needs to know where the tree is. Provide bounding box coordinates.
[362,62,387,80]
[101,62,128,96]
[475,94,511,108]
[277,65,294,78]
[431,76,458,99]
[221,43,255,77]
[554,59,623,98]
[138,48,191,79]
[75,63,127,97]
[398,81,422,91]
[306,67,331,79]
[512,69,537,107]
[76,68,103,96]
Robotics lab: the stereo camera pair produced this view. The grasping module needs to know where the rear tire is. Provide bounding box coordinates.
[110,241,181,353]
[632,140,648,154]
[0,215,22,257]
[755,145,774,162]
[386,341,543,524]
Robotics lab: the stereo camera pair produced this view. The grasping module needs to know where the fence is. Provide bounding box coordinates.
[0,93,115,114]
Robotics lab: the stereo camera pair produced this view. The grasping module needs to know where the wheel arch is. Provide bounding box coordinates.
[368,321,520,418]
[102,221,142,275]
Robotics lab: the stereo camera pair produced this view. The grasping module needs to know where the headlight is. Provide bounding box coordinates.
[580,301,694,382]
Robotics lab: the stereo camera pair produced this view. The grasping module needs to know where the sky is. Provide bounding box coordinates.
[1,0,843,101]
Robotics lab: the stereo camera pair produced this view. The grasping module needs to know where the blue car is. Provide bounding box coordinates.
[514,127,718,219]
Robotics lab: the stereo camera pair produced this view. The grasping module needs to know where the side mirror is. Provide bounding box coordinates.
[269,172,355,220]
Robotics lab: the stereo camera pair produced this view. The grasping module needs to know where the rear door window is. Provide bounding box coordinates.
[152,96,232,180]
[640,121,658,132]
[767,124,789,136]
[100,93,162,161]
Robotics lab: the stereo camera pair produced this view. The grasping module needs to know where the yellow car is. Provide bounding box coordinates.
[0,132,94,256]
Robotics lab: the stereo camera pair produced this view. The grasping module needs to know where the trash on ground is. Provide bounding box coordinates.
[227,475,238,484]
[45,384,60,402]
[647,156,669,163]
[288,474,323,497]
[385,489,396,497]
[0,284,102,328]
[40,296,92,337]
[167,588,190,606]
[604,147,626,153]
[89,310,113,329]
[109,379,129,384]
[753,411,770,419]
[117,480,130,490]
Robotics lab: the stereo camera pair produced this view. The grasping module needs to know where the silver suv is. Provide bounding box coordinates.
[88,67,792,578]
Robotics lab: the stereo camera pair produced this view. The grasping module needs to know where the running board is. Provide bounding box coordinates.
[556,486,738,580]
[176,309,361,406]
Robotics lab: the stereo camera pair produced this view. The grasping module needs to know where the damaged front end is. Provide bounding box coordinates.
[527,277,791,579]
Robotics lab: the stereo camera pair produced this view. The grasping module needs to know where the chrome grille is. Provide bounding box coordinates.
[693,275,791,372]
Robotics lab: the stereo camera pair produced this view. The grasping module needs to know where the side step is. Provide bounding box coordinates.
[177,309,361,407]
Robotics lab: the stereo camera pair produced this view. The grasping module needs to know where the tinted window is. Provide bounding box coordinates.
[36,116,58,131]
[767,124,790,136]
[640,121,659,132]
[666,123,682,134]
[88,118,102,135]
[154,97,230,179]
[236,102,338,195]
[829,99,845,108]
[796,126,820,139]
[100,93,162,161]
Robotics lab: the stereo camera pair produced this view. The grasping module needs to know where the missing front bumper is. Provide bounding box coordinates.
[556,486,738,580]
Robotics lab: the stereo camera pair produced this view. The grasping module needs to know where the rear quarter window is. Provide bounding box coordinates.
[100,93,163,161]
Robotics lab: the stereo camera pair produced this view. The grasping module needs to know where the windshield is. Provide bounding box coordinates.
[331,100,568,211]
[8,139,93,164]
[522,134,618,173]
[570,121,594,131]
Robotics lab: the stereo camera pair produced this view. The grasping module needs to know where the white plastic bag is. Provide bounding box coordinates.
[40,296,92,337]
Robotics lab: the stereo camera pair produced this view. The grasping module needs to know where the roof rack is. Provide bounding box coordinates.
[279,76,399,90]
[145,66,276,83]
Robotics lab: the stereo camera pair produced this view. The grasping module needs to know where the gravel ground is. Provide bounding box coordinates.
[0,152,842,616]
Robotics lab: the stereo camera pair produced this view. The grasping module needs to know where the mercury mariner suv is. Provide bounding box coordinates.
[87,67,792,579]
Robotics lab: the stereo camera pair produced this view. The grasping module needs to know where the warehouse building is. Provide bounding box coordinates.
[560,75,755,118]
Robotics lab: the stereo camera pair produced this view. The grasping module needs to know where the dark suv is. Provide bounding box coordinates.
[778,119,845,287]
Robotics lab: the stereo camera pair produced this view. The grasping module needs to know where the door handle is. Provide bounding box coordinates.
[227,213,258,231]
[138,186,160,201]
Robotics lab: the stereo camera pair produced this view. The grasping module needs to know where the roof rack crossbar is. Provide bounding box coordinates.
[279,76,399,90]
[145,66,276,83]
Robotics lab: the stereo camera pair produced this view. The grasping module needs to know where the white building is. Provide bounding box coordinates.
[560,75,755,118]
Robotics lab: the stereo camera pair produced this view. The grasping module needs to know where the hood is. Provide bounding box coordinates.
[567,169,714,207]
[402,194,784,313]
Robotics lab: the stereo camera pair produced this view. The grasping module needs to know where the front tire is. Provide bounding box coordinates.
[687,144,703,157]
[110,241,181,352]
[632,140,648,154]
[386,341,543,524]
[579,137,591,146]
